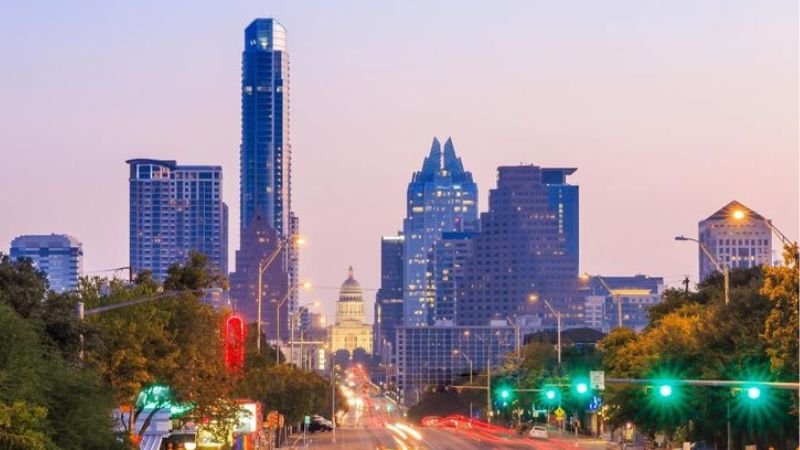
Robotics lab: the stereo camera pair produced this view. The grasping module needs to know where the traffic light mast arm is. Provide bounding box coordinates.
[79,289,208,318]
[606,378,799,390]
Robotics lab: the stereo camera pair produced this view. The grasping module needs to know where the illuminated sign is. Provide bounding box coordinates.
[225,315,246,375]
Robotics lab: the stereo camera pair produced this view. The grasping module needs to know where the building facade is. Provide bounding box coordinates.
[541,168,579,266]
[698,201,772,281]
[403,137,478,327]
[10,234,83,292]
[431,231,476,323]
[329,267,373,355]
[395,324,516,406]
[127,159,228,281]
[234,18,300,327]
[584,275,664,332]
[374,234,405,357]
[457,165,580,328]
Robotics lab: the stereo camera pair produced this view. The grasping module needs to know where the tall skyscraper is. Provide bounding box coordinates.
[240,18,291,237]
[233,18,300,328]
[127,159,228,280]
[457,165,580,327]
[698,200,772,281]
[374,234,404,356]
[10,234,83,292]
[403,137,478,327]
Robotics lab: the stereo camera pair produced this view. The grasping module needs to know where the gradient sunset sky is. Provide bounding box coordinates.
[1,1,797,320]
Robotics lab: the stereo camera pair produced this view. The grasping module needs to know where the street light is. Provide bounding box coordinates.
[256,236,306,354]
[290,301,319,367]
[505,316,521,359]
[452,349,473,384]
[529,294,561,365]
[464,330,493,421]
[273,281,312,364]
[729,208,793,246]
[675,235,730,304]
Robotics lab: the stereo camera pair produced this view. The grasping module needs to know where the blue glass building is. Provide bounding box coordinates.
[402,138,478,327]
[127,159,228,281]
[234,18,300,325]
[541,168,579,266]
[240,18,292,237]
[10,234,83,292]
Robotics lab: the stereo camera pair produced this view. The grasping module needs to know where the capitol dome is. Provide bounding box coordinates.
[338,266,363,303]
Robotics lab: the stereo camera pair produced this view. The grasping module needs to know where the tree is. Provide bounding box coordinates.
[761,244,799,380]
[0,253,48,318]
[82,254,239,440]
[0,255,125,450]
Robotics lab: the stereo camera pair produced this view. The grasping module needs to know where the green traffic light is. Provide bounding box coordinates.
[545,389,556,400]
[658,385,673,397]
[576,383,588,394]
[500,389,510,399]
[746,386,761,400]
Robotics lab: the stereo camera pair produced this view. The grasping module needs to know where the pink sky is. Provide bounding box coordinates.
[0,1,797,321]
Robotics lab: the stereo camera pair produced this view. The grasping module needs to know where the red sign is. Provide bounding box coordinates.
[225,315,246,375]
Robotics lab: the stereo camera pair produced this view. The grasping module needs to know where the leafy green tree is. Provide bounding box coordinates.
[0,255,125,450]
[0,253,48,318]
[761,244,799,380]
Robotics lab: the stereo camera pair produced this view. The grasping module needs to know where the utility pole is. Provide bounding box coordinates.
[682,276,690,294]
[486,338,493,423]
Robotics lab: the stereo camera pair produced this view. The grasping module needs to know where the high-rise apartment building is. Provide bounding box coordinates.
[233,18,300,326]
[698,201,772,281]
[403,138,478,327]
[10,234,83,292]
[457,165,580,328]
[127,159,228,281]
[374,234,404,356]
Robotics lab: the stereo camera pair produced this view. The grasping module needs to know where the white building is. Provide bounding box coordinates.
[328,267,373,355]
[698,201,772,281]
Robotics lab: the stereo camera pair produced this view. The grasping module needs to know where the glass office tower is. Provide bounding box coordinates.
[234,18,299,326]
[402,137,478,327]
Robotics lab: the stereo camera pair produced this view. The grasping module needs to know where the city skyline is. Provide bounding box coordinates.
[0,1,797,321]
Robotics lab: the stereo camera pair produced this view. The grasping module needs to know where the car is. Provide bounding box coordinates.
[529,425,549,440]
[690,441,714,450]
[302,415,334,433]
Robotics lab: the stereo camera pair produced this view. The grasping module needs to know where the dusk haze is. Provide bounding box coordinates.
[0,2,797,449]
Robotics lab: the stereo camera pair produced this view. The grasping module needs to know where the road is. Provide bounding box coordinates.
[300,365,607,450]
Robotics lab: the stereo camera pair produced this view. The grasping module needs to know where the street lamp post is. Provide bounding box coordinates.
[273,281,311,364]
[453,349,474,418]
[505,316,521,359]
[675,235,730,305]
[529,295,561,365]
[257,243,285,354]
[584,274,623,328]
[466,331,493,421]
[290,301,318,366]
